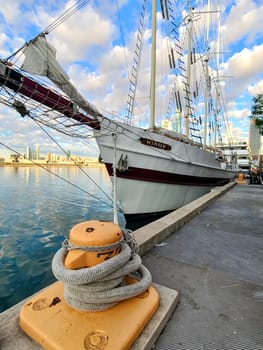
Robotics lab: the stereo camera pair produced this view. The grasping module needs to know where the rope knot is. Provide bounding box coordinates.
[123,229,138,255]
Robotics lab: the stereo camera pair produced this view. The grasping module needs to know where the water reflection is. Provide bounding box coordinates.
[0,165,125,312]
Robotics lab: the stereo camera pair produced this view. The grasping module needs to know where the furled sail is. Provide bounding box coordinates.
[22,35,100,118]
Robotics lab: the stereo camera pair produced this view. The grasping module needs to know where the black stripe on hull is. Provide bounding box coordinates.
[105,163,231,187]
[124,210,173,230]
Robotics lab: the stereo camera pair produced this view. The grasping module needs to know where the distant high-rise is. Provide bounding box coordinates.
[26,145,32,160]
[249,118,263,170]
[249,119,263,157]
[35,144,40,160]
[47,153,52,162]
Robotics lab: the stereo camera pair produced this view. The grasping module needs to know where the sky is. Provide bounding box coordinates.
[0,0,262,158]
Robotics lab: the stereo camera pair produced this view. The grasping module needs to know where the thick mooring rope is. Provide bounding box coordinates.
[51,231,152,311]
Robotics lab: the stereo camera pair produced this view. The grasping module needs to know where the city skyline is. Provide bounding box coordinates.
[0,143,99,161]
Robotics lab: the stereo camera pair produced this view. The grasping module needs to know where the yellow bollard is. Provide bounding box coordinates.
[64,220,122,269]
[238,173,244,182]
[19,220,159,350]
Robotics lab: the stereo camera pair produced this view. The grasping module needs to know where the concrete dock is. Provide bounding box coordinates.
[1,182,263,349]
[140,183,263,350]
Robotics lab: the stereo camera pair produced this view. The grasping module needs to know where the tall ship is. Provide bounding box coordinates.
[0,0,235,227]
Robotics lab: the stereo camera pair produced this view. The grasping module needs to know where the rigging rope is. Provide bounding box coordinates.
[43,0,91,34]
[6,0,91,62]
[0,142,119,210]
[0,59,194,164]
[125,0,147,125]
[33,118,114,205]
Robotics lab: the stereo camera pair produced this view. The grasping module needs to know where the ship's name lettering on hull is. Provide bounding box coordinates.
[139,137,172,151]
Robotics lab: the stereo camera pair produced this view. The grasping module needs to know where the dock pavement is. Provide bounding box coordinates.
[1,181,262,349]
[139,182,263,350]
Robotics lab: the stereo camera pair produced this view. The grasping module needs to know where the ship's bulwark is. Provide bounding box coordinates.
[105,161,230,229]
[105,163,230,186]
[95,116,234,223]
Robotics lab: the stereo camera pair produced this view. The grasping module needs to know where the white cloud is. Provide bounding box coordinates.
[222,44,263,100]
[228,45,263,77]
[0,1,20,24]
[49,6,116,65]
[221,0,263,47]
[0,102,99,158]
[248,80,263,96]
[228,107,250,120]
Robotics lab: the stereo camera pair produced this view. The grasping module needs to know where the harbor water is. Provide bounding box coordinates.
[0,165,125,312]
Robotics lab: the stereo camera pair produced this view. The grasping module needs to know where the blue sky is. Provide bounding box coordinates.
[0,0,262,158]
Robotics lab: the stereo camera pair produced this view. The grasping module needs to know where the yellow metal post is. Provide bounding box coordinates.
[19,220,160,350]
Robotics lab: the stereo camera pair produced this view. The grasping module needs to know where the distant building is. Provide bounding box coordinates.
[216,140,250,171]
[161,111,182,133]
[26,146,31,160]
[46,153,52,163]
[35,144,40,160]
[9,154,20,163]
[51,154,58,163]
[248,118,263,168]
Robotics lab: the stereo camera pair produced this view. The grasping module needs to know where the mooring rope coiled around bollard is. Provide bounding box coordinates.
[51,230,152,311]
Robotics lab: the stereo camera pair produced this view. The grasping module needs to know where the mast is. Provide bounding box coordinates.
[203,0,211,148]
[214,8,221,150]
[185,2,193,138]
[204,54,209,147]
[150,0,156,129]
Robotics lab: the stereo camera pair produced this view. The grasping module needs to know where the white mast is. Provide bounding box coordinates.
[185,2,193,138]
[203,0,211,147]
[150,0,156,129]
[214,8,221,150]
[204,56,209,147]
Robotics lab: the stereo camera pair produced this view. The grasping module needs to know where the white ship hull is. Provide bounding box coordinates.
[95,117,234,219]
[111,178,212,215]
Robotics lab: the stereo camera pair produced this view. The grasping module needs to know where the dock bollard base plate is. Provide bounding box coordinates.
[19,281,160,350]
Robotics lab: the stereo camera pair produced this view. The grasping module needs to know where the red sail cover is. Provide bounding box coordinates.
[0,62,100,130]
